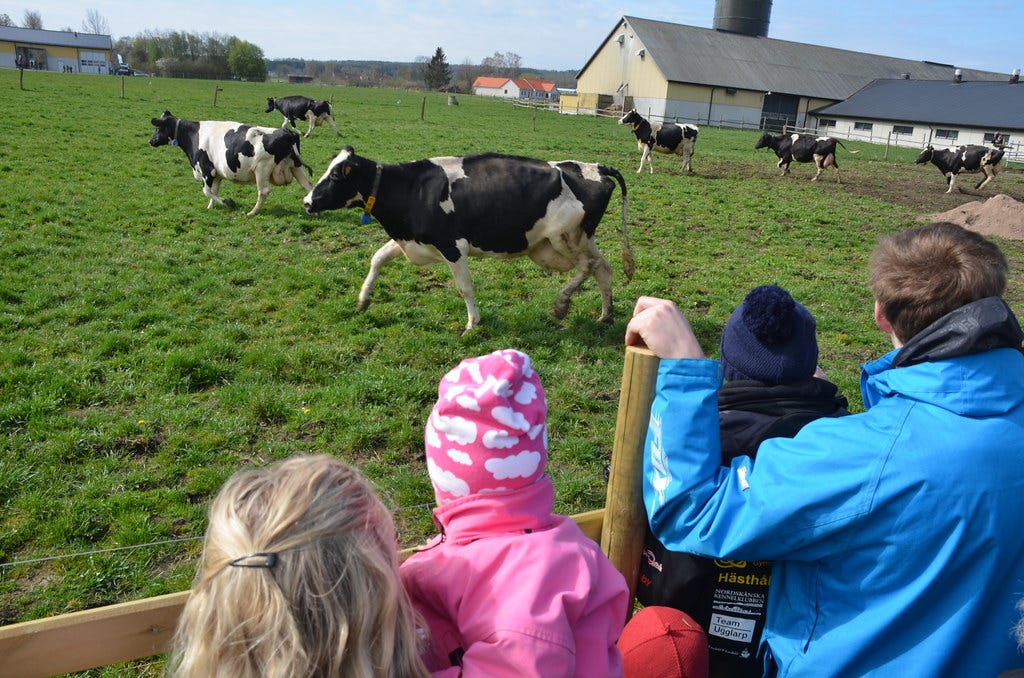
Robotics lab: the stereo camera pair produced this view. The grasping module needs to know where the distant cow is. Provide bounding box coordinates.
[755,132,858,182]
[265,96,341,137]
[914,144,1004,193]
[303,147,635,332]
[149,110,313,216]
[618,109,699,174]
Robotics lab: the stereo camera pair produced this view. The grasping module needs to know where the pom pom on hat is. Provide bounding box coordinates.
[618,606,709,678]
[720,285,819,385]
[425,349,547,504]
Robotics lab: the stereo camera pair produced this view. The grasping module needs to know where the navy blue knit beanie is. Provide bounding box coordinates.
[720,285,819,385]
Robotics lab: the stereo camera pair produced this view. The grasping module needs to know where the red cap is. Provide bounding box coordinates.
[618,606,710,678]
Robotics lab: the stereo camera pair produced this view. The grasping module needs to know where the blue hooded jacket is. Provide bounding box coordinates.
[644,297,1024,677]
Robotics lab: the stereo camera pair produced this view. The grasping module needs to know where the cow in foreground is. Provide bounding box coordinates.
[618,109,698,174]
[755,132,858,182]
[149,110,313,216]
[265,96,341,137]
[303,147,635,333]
[914,145,1004,193]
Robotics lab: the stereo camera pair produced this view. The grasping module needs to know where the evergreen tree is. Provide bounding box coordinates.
[424,47,452,90]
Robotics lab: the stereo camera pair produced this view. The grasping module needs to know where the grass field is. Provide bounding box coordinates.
[2,68,1023,645]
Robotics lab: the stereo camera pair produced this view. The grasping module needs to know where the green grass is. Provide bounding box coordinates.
[1,68,1023,636]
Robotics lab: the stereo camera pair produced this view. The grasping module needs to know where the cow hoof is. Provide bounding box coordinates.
[598,313,614,324]
[246,209,259,217]
[223,198,237,210]
[551,306,569,321]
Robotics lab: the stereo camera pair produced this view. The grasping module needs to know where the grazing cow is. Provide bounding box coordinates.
[149,110,313,216]
[914,145,1004,193]
[303,146,635,332]
[618,109,698,174]
[265,96,341,137]
[755,132,858,182]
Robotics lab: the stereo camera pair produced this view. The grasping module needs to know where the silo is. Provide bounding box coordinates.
[713,0,773,37]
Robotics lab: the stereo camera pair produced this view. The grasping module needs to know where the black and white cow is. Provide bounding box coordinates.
[755,132,858,182]
[618,109,698,174]
[149,110,314,216]
[265,96,341,138]
[914,144,1005,193]
[303,147,635,332]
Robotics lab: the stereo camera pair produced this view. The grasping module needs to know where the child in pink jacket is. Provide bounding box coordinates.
[400,348,629,677]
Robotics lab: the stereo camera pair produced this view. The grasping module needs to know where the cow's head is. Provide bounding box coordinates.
[914,146,935,164]
[304,146,366,214]
[149,110,178,147]
[754,132,774,149]
[618,109,642,126]
[264,97,277,113]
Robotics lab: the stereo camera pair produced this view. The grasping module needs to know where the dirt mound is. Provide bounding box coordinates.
[928,194,1024,240]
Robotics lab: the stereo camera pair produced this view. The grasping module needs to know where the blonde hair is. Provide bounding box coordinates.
[167,455,428,678]
[868,222,1007,343]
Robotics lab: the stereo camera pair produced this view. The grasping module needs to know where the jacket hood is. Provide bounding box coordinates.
[862,297,1024,416]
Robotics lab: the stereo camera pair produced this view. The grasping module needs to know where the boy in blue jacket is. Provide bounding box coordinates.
[625,222,1024,677]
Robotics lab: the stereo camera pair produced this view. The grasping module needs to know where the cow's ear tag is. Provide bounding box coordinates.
[171,139,178,147]
[360,213,372,225]
[343,166,351,177]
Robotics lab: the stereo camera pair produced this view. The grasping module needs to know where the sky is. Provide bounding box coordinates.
[14,0,1023,76]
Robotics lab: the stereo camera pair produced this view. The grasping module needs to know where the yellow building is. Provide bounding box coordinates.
[0,26,113,74]
[576,14,1006,131]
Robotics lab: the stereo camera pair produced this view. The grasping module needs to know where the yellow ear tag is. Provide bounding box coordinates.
[343,166,351,176]
[363,196,376,213]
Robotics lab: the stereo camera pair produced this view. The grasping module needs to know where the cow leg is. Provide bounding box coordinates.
[304,111,316,138]
[324,114,342,137]
[976,168,994,190]
[636,146,649,174]
[550,240,614,323]
[444,255,481,333]
[777,158,789,176]
[246,171,272,217]
[357,239,404,312]
[811,158,824,182]
[946,173,957,194]
[203,177,236,210]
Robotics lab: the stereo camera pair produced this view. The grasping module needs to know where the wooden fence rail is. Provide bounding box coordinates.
[0,347,660,677]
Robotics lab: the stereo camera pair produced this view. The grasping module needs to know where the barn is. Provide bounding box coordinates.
[574,1,1008,131]
[809,76,1024,156]
[0,26,113,74]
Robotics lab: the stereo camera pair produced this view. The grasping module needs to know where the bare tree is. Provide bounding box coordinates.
[82,9,109,35]
[22,10,42,29]
[0,13,14,26]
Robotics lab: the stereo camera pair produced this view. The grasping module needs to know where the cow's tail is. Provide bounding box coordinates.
[834,139,861,154]
[603,166,634,282]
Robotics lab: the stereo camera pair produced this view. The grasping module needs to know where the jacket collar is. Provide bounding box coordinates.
[431,475,555,545]
[893,297,1023,368]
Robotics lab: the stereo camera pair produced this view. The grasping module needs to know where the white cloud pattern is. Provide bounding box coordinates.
[514,380,538,405]
[485,451,542,480]
[447,449,473,465]
[427,458,470,498]
[435,414,477,445]
[482,429,519,449]
[492,406,530,432]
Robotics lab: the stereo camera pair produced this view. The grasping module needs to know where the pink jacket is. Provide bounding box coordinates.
[400,476,628,677]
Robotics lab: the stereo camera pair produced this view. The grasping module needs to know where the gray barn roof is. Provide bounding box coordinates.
[812,79,1024,131]
[0,26,112,50]
[583,16,1007,101]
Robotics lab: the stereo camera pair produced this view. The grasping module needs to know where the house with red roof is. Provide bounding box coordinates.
[473,76,559,101]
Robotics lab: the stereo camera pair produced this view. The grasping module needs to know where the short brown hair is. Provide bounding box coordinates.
[869,222,1007,342]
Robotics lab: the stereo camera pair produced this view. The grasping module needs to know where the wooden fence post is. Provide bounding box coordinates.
[601,346,659,620]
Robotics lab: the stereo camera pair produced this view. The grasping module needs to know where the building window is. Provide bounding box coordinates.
[935,129,959,141]
[818,119,836,128]
[893,125,914,135]
[854,121,873,131]
[984,132,1010,144]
